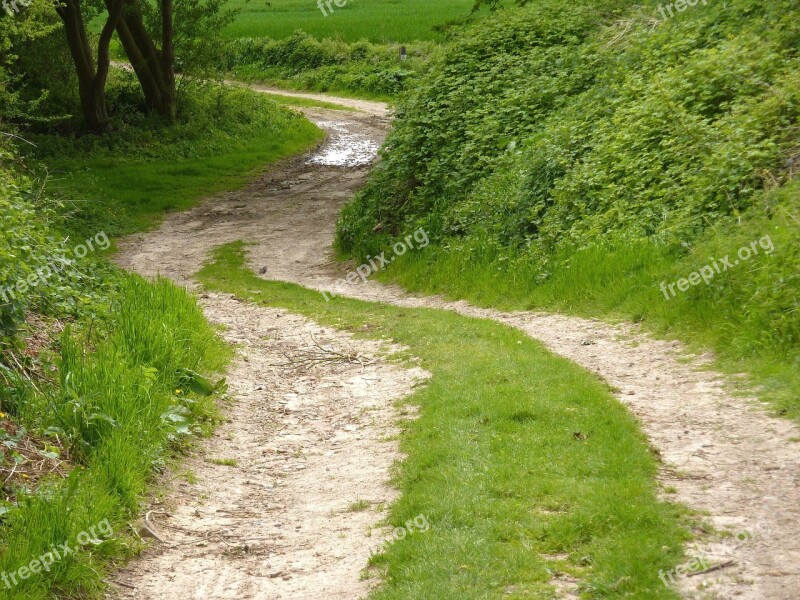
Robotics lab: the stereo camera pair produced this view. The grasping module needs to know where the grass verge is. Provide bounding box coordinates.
[197,241,690,599]
[1,80,323,596]
[0,276,230,598]
[27,82,323,238]
[369,192,800,423]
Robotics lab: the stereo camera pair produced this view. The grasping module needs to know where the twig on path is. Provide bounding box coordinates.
[271,334,372,373]
[106,579,136,589]
[687,560,736,577]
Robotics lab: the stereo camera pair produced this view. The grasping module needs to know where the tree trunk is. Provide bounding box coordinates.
[114,14,165,113]
[57,0,125,131]
[114,2,175,119]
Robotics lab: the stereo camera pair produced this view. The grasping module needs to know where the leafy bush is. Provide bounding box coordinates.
[221,31,433,98]
[340,0,800,249]
[336,0,800,414]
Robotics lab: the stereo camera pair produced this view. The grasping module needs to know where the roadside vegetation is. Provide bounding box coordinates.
[216,0,484,99]
[30,79,321,238]
[220,32,434,100]
[199,242,690,600]
[336,0,800,421]
[5,0,797,596]
[1,1,319,595]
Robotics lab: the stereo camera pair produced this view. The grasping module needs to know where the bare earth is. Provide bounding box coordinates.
[113,93,800,599]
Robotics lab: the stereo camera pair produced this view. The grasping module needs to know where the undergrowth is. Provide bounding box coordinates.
[220,33,435,100]
[0,75,317,596]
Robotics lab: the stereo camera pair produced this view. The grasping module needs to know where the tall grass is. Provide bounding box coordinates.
[379,185,800,421]
[0,276,229,598]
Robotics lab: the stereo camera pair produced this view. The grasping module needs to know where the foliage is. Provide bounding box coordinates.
[0,76,314,596]
[336,0,800,418]
[0,0,69,124]
[0,275,229,598]
[221,32,434,98]
[0,140,114,346]
[140,0,237,77]
[27,81,322,237]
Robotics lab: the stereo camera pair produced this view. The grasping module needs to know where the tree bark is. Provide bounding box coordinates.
[113,1,176,119]
[56,0,125,131]
[114,12,165,113]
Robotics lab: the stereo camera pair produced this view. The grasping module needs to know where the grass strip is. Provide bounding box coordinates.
[198,241,690,599]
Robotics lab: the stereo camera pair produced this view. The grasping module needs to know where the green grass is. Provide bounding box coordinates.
[250,90,357,111]
[223,0,474,43]
[0,82,325,597]
[29,84,323,238]
[0,276,230,598]
[208,458,238,467]
[371,191,800,424]
[198,241,691,599]
[348,499,371,512]
[335,0,800,425]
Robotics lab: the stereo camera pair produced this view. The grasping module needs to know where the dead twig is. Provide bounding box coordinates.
[687,559,736,577]
[271,334,373,373]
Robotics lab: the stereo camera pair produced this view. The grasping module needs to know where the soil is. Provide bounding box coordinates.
[112,91,800,600]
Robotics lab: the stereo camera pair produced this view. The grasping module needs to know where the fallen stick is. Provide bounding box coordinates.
[687,560,736,577]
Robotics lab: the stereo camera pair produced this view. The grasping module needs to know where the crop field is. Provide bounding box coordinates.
[222,0,475,42]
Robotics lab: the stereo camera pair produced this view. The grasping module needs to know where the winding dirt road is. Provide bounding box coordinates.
[112,93,800,599]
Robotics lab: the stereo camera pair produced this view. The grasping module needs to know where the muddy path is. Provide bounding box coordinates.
[113,92,800,599]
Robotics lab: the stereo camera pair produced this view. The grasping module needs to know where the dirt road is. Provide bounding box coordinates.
[113,92,800,599]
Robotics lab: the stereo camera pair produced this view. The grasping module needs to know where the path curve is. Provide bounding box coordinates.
[115,90,800,600]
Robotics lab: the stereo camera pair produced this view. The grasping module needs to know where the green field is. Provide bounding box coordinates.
[223,0,474,42]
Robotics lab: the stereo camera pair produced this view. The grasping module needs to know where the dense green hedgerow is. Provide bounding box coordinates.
[221,31,434,98]
[337,0,800,417]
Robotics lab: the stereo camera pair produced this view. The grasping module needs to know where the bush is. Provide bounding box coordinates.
[221,32,434,98]
[335,0,800,413]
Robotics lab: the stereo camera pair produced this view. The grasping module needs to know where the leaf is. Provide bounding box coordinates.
[177,368,215,396]
[88,412,119,428]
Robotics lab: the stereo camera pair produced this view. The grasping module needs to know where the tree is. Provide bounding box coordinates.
[112,0,175,119]
[114,0,233,121]
[0,0,64,124]
[54,0,124,130]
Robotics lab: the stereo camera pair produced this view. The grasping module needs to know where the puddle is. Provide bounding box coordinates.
[307,121,380,167]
